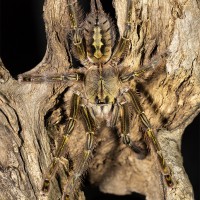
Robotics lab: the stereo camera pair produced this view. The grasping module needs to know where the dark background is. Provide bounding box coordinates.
[0,0,199,199]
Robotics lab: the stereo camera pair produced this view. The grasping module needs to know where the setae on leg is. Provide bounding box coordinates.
[67,0,86,62]
[42,93,81,193]
[120,102,148,157]
[127,89,174,187]
[113,0,133,60]
[64,105,96,200]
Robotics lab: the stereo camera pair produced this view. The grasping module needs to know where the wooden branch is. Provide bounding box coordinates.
[0,0,200,200]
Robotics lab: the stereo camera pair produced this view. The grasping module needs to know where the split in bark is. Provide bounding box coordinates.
[0,0,200,199]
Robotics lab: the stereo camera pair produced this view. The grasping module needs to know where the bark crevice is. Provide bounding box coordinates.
[0,0,200,200]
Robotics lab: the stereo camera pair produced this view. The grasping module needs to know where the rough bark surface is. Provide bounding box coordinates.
[0,0,200,200]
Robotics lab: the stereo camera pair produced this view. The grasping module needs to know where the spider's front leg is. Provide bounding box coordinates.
[74,105,96,182]
[42,93,80,193]
[64,104,96,200]
[127,89,174,187]
[113,0,133,59]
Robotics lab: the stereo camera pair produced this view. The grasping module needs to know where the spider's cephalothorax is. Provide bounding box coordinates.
[19,0,175,199]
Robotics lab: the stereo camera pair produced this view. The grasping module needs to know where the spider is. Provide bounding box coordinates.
[18,0,174,199]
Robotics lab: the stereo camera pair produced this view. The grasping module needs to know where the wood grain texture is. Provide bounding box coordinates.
[0,0,200,199]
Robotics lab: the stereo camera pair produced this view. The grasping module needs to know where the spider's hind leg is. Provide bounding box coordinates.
[67,0,86,62]
[113,0,133,60]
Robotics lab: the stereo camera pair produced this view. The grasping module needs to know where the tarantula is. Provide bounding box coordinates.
[19,0,174,199]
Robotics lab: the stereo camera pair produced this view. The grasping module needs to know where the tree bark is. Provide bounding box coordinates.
[0,0,200,200]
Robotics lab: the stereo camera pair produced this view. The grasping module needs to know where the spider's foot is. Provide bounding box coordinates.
[164,174,174,187]
[42,179,50,193]
[163,166,175,187]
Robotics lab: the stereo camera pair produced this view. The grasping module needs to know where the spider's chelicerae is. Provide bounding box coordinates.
[19,0,174,199]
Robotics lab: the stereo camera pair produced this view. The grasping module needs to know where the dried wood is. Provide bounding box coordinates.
[0,0,200,199]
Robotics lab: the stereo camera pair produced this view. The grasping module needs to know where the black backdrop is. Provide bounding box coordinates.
[1,0,199,199]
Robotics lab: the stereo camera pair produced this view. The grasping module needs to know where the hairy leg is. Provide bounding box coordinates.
[67,0,86,62]
[113,0,133,60]
[127,89,174,187]
[109,101,148,158]
[63,104,96,200]
[120,102,148,157]
[18,72,84,83]
[42,93,81,192]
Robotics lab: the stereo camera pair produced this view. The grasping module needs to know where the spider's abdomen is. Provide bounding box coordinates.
[83,0,115,64]
[85,65,120,104]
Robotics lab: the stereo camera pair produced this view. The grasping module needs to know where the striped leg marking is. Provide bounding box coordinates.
[113,0,133,59]
[67,0,86,61]
[120,102,148,157]
[127,89,174,187]
[42,93,81,192]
